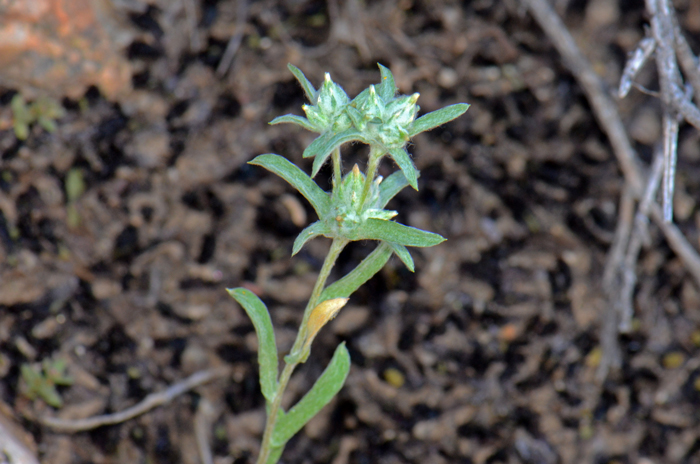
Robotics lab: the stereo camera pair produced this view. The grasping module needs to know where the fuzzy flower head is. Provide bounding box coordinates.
[347,85,420,150]
[303,73,352,133]
[329,165,397,240]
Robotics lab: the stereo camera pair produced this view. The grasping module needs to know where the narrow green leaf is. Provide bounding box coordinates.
[306,129,365,177]
[357,219,445,247]
[387,147,418,190]
[293,221,330,255]
[409,103,470,137]
[249,154,330,218]
[226,288,279,402]
[288,64,317,102]
[388,243,415,272]
[265,446,284,464]
[320,243,392,302]
[377,170,420,208]
[376,64,397,101]
[270,114,317,132]
[271,343,351,447]
[303,131,333,159]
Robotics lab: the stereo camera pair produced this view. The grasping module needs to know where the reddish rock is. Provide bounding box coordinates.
[0,0,133,99]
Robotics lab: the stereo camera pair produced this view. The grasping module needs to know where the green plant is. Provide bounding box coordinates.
[228,64,469,463]
[11,94,65,140]
[19,358,74,408]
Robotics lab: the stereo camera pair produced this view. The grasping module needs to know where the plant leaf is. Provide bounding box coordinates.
[271,343,351,447]
[249,154,330,218]
[265,445,285,464]
[303,129,364,176]
[293,221,330,255]
[288,63,317,102]
[376,64,397,101]
[226,288,279,402]
[269,114,317,132]
[320,243,392,302]
[357,219,445,247]
[409,103,470,137]
[388,242,415,272]
[377,170,420,208]
[387,147,418,190]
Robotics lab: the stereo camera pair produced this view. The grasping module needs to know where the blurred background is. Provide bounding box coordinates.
[1,1,700,463]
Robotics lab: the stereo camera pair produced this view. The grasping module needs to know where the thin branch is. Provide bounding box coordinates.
[194,398,219,464]
[648,0,700,131]
[619,148,664,332]
[523,0,643,196]
[671,14,700,106]
[39,367,230,433]
[216,0,249,77]
[0,419,40,464]
[651,205,700,284]
[661,111,680,222]
[525,0,700,380]
[619,36,656,99]
[599,187,635,380]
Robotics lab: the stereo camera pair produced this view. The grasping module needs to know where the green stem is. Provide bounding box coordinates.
[255,362,295,464]
[255,238,348,464]
[293,238,348,355]
[359,145,382,208]
[331,146,342,189]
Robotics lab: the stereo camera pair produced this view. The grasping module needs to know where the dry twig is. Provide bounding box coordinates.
[39,367,230,433]
[216,0,249,77]
[194,398,219,464]
[524,0,700,379]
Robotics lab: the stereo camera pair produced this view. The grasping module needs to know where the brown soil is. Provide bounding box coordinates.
[2,1,700,463]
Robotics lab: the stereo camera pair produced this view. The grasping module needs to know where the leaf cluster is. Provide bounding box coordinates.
[11,94,65,140]
[19,358,74,408]
[254,64,468,268]
[228,64,469,463]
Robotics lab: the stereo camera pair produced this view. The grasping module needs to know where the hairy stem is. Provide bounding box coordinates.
[255,238,347,464]
[332,146,342,189]
[359,145,382,207]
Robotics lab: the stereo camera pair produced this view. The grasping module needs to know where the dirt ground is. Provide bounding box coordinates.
[2,0,700,463]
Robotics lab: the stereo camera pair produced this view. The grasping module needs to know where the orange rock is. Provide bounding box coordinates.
[0,0,133,99]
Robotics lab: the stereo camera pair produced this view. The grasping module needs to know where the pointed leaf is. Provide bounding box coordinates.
[409,103,470,137]
[271,343,351,447]
[377,64,397,101]
[387,147,418,190]
[388,243,415,272]
[249,154,330,218]
[265,445,284,464]
[288,64,317,102]
[377,170,420,208]
[320,243,392,302]
[304,129,365,177]
[227,288,279,402]
[270,114,318,132]
[357,219,445,247]
[293,221,330,255]
[303,128,363,160]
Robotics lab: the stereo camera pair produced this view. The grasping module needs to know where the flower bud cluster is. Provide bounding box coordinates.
[303,73,353,133]
[274,64,421,152]
[330,165,396,240]
[347,86,420,149]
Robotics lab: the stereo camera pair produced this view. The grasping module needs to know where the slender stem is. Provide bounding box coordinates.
[255,362,295,464]
[332,146,342,189]
[255,238,348,464]
[358,145,382,207]
[293,238,348,355]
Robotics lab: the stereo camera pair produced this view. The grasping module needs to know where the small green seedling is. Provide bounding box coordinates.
[65,167,86,229]
[11,94,65,140]
[228,64,469,463]
[19,358,74,408]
